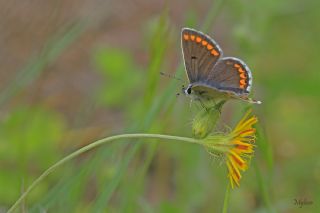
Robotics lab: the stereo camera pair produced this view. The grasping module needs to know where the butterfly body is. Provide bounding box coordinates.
[181,28,261,104]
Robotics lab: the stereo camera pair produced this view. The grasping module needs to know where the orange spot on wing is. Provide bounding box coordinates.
[238,68,245,73]
[234,64,241,68]
[196,36,202,43]
[239,85,245,89]
[202,40,208,46]
[183,34,189,40]
[191,35,195,41]
[240,79,246,85]
[207,44,213,50]
[240,73,246,79]
[211,49,219,56]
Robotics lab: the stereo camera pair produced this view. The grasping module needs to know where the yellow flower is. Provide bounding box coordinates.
[203,110,258,188]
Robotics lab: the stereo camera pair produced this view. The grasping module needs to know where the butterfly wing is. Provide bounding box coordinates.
[192,57,261,104]
[181,28,223,83]
[206,57,252,94]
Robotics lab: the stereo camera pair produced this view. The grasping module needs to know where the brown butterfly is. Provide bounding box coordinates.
[181,28,261,104]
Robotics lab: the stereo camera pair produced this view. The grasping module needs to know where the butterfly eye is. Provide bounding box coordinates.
[187,87,192,95]
[184,86,192,95]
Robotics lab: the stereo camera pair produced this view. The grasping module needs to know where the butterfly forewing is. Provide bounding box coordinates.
[181,28,223,83]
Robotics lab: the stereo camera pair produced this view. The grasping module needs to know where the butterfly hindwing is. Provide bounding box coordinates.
[181,28,223,83]
[206,57,252,94]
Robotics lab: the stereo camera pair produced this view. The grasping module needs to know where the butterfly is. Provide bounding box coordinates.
[181,28,261,105]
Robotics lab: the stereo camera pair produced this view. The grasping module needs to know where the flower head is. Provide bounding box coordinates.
[203,110,258,188]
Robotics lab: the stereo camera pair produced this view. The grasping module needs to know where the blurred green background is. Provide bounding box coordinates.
[0,0,319,212]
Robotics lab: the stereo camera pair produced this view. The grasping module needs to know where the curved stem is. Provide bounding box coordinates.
[8,133,201,213]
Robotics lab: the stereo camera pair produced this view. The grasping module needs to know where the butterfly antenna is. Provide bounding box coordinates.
[160,72,183,82]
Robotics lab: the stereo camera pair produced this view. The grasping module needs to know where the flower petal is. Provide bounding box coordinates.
[238,128,256,137]
[235,109,252,129]
[229,150,247,171]
[229,174,235,189]
[233,140,254,154]
[226,161,240,187]
[233,116,258,136]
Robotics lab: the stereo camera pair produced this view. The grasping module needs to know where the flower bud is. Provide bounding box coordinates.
[192,103,223,139]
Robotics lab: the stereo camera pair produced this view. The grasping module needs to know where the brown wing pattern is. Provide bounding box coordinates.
[181,28,223,83]
[206,57,252,94]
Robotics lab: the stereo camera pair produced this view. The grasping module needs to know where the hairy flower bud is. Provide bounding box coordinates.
[192,102,224,139]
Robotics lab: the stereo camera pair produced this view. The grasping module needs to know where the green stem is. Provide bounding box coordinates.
[222,182,231,213]
[8,133,201,213]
